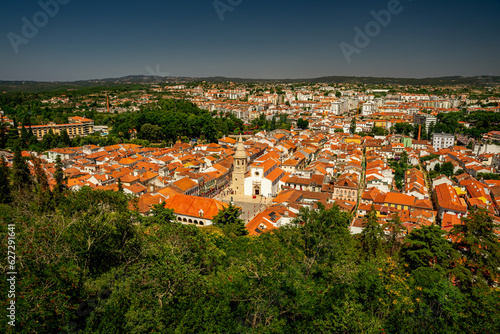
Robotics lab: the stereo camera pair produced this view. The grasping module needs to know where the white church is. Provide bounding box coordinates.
[244,159,285,198]
[231,134,285,198]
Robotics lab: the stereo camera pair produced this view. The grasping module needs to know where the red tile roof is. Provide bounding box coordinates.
[434,183,467,213]
[163,194,228,220]
[384,192,416,207]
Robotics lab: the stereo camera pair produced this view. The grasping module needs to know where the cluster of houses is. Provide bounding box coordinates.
[3,123,500,238]
[3,80,500,239]
[350,138,500,237]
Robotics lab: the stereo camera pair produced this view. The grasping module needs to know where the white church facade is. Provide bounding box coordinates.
[244,159,285,198]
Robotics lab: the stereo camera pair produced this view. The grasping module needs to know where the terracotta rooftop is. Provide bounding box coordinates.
[163,194,228,220]
[173,177,197,192]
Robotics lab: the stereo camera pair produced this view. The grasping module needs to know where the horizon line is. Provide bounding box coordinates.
[1,73,499,84]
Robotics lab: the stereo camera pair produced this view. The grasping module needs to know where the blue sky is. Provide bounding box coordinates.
[1,0,499,81]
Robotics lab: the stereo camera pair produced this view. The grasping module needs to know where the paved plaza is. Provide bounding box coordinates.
[217,192,274,223]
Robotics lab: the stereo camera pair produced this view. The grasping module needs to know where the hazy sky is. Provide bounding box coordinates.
[1,0,499,81]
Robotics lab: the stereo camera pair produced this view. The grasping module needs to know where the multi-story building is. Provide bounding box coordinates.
[333,176,358,202]
[361,102,377,116]
[26,116,94,140]
[331,99,349,115]
[432,133,455,150]
[413,113,437,131]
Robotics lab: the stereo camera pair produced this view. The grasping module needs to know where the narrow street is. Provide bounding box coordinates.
[353,149,367,222]
[419,162,435,210]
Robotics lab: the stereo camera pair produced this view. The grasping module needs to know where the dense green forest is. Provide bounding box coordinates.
[0,96,293,151]
[1,153,500,333]
[109,99,244,143]
[0,98,249,151]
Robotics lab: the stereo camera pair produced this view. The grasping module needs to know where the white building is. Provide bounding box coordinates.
[413,113,437,132]
[331,99,349,115]
[244,159,285,197]
[432,133,455,150]
[361,102,377,116]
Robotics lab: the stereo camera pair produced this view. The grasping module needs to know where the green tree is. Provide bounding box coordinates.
[428,122,435,139]
[146,201,176,226]
[400,224,457,276]
[140,123,162,142]
[408,267,465,332]
[31,154,53,212]
[350,118,356,134]
[0,156,11,203]
[212,203,247,237]
[400,150,409,165]
[41,129,55,150]
[358,206,385,259]
[5,127,20,148]
[441,161,454,177]
[384,213,405,256]
[371,126,387,136]
[20,125,30,149]
[297,118,309,129]
[450,209,500,287]
[393,123,413,136]
[11,147,32,192]
[292,203,353,260]
[54,155,66,193]
[60,129,71,147]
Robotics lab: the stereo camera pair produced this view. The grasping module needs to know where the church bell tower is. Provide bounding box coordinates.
[232,134,247,195]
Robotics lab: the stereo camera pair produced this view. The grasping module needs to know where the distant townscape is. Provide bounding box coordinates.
[1,79,500,332]
[2,80,500,234]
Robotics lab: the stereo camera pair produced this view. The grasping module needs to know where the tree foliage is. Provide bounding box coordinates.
[11,148,32,192]
[212,202,247,237]
[450,209,500,287]
[297,118,309,129]
[1,175,500,333]
[401,224,458,276]
[0,156,11,203]
[110,99,244,144]
[358,206,386,259]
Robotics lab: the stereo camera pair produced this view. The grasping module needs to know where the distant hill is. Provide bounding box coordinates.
[0,75,499,93]
[195,75,500,86]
